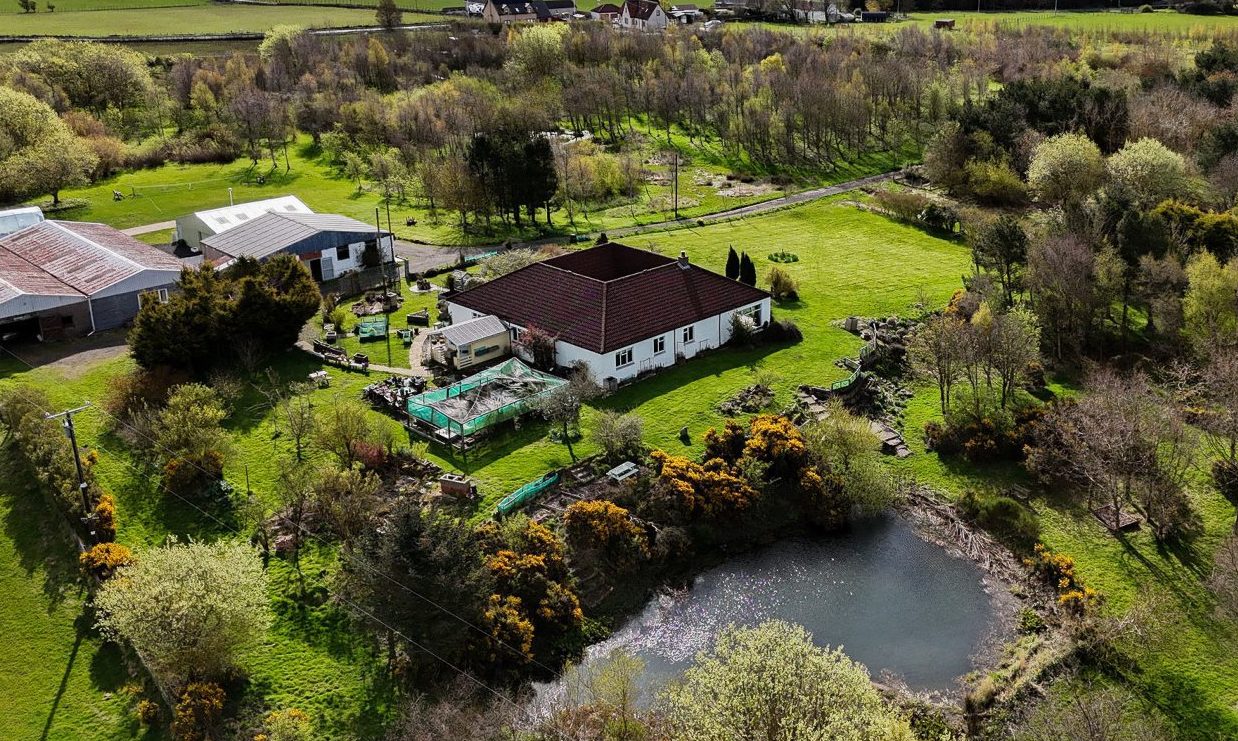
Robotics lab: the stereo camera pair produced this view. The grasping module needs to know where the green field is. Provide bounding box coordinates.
[42,135,903,246]
[1,4,439,37]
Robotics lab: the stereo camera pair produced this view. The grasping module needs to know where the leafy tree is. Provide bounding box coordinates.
[94,539,270,686]
[262,708,314,741]
[153,383,229,463]
[534,364,601,462]
[1182,252,1238,352]
[738,252,757,286]
[590,410,644,463]
[661,621,914,741]
[725,246,740,280]
[990,307,1041,408]
[0,87,97,206]
[341,501,493,672]
[1107,138,1192,208]
[375,0,402,29]
[12,40,154,116]
[227,255,322,353]
[312,465,382,544]
[1027,133,1106,205]
[971,215,1028,307]
[801,400,898,516]
[514,324,557,369]
[312,395,376,467]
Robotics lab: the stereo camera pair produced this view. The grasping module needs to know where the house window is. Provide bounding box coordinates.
[510,326,523,342]
[138,289,169,309]
[336,245,350,261]
[458,344,471,356]
[739,305,762,324]
[653,336,665,354]
[615,347,634,368]
[682,326,695,343]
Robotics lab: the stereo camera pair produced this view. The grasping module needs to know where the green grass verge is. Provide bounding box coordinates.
[0,454,140,740]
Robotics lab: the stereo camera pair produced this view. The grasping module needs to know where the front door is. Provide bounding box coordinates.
[309,258,323,281]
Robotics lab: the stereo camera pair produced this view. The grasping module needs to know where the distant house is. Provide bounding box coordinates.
[590,2,622,19]
[0,206,44,237]
[426,314,511,371]
[198,211,394,282]
[0,221,182,341]
[620,0,668,30]
[174,195,312,255]
[482,0,574,22]
[669,3,701,23]
[445,241,770,385]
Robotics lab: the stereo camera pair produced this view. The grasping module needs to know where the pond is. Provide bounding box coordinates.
[537,514,1009,709]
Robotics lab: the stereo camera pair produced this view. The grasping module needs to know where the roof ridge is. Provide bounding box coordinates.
[0,233,85,298]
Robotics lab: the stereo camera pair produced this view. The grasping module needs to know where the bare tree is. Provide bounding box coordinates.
[281,386,316,462]
[909,315,967,415]
[535,363,602,462]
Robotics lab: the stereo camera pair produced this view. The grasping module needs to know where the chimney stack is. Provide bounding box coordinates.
[678,250,689,269]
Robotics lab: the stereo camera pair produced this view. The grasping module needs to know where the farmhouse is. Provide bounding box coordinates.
[619,0,668,30]
[0,221,181,341]
[669,4,702,23]
[590,2,621,20]
[445,241,770,385]
[173,195,312,254]
[198,211,394,282]
[482,0,575,22]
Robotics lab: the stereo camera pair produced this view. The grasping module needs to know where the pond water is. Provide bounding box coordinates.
[537,514,1006,709]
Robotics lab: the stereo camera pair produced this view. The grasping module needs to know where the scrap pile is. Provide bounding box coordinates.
[364,375,427,415]
[352,290,402,317]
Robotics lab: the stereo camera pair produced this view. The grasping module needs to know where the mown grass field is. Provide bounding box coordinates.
[1,5,438,37]
[2,198,1235,737]
[42,135,903,246]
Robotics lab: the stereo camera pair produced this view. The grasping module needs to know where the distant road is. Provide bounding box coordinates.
[122,220,175,237]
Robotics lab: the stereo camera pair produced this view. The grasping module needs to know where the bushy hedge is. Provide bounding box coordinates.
[958,490,1040,552]
[924,405,1045,464]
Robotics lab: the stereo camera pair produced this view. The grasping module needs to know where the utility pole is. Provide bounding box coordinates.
[45,403,94,533]
[672,149,680,220]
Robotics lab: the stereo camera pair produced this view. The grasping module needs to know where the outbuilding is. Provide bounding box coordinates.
[199,211,394,282]
[0,220,182,341]
[426,314,511,371]
[174,195,312,254]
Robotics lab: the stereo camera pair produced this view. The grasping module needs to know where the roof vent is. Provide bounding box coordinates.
[678,250,689,269]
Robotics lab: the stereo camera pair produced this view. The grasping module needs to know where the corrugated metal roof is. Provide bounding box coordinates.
[193,195,311,231]
[437,314,508,346]
[200,212,387,259]
[0,221,182,296]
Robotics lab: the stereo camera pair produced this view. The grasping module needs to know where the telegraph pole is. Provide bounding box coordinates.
[45,403,93,526]
[672,149,680,220]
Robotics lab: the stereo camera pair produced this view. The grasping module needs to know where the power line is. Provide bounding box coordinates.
[0,372,557,733]
[0,343,600,716]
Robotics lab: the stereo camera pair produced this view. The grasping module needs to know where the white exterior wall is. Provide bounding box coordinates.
[317,235,394,281]
[448,296,772,384]
[175,214,214,253]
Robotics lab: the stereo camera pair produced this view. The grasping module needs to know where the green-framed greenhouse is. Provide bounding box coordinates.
[405,358,566,439]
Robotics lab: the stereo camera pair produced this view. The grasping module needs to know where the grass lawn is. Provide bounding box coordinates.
[2,5,438,37]
[42,135,905,247]
[763,10,1238,36]
[0,454,139,741]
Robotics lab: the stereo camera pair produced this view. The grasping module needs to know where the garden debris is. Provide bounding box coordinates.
[351,290,402,317]
[1092,504,1142,532]
[717,383,775,416]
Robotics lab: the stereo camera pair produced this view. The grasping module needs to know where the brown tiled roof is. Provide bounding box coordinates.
[450,242,768,354]
[0,221,181,296]
[624,0,661,19]
[592,2,621,12]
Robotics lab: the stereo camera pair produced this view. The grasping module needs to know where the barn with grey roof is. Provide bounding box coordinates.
[0,221,182,342]
[199,211,394,282]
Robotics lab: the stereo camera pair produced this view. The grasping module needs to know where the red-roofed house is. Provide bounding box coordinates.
[445,241,770,384]
[620,0,668,30]
[590,2,622,20]
[0,220,182,341]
